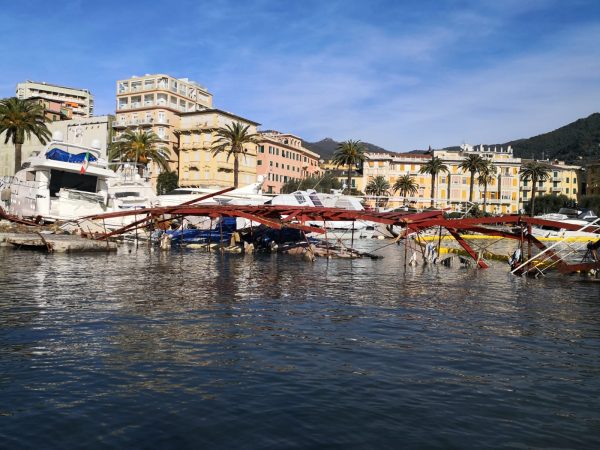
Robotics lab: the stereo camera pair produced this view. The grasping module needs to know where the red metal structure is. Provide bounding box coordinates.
[3,197,599,275]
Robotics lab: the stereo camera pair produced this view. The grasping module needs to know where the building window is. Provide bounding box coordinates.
[566,188,570,194]
[257,160,262,165]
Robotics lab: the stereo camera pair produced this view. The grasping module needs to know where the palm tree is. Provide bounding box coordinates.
[520,161,551,216]
[419,156,448,207]
[0,97,51,173]
[332,140,366,194]
[211,122,258,188]
[365,175,391,208]
[393,174,419,203]
[477,160,496,214]
[459,153,486,203]
[109,129,170,175]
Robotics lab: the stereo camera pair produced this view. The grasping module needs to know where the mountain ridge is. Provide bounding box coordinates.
[302,112,600,163]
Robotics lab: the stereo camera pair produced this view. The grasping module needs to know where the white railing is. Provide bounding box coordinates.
[511,217,600,275]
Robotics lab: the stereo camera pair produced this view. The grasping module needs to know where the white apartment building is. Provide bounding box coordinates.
[16,81,94,117]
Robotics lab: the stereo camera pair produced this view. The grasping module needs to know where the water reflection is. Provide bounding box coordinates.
[1,244,600,448]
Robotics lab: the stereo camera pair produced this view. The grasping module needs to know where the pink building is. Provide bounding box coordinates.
[257,131,321,194]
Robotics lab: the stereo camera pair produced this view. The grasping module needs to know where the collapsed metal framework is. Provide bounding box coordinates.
[3,198,599,276]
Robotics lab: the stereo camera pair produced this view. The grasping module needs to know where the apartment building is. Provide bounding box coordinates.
[0,115,112,176]
[113,74,213,171]
[29,97,73,121]
[362,144,522,213]
[363,152,431,208]
[16,81,94,118]
[434,145,521,214]
[256,131,321,194]
[176,110,259,189]
[520,160,582,208]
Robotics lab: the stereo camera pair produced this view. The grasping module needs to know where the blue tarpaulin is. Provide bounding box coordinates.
[45,148,98,164]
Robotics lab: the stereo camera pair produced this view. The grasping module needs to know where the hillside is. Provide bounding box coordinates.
[503,113,600,162]
[303,113,600,162]
[302,138,398,160]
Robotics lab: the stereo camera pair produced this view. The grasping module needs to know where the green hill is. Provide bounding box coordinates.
[303,113,600,163]
[503,113,600,162]
[302,138,398,160]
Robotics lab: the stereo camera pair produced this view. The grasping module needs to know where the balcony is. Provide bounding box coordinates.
[155,117,169,125]
[112,121,127,129]
[521,185,531,191]
[552,186,562,192]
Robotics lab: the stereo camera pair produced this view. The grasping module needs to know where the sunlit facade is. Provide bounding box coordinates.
[256,131,321,194]
[176,110,259,188]
[113,74,213,175]
[520,160,582,208]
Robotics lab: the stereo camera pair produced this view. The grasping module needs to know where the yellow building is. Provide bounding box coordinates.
[320,160,365,193]
[435,145,521,214]
[519,160,581,208]
[363,152,431,209]
[176,110,260,188]
[363,144,522,213]
[113,74,214,174]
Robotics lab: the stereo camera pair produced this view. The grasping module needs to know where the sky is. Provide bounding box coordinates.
[1,0,599,151]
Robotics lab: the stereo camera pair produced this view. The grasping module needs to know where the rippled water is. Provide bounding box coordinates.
[1,242,600,449]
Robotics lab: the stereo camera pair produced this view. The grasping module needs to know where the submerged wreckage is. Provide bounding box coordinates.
[1,185,599,277]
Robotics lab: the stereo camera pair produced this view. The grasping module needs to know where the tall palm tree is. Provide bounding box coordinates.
[109,128,170,175]
[520,161,551,216]
[477,160,496,214]
[393,174,419,203]
[419,156,448,207]
[332,140,366,194]
[211,122,258,188]
[459,153,486,203]
[0,97,51,173]
[365,175,391,208]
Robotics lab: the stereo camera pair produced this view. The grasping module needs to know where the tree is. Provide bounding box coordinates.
[109,129,170,175]
[211,122,258,188]
[365,175,391,208]
[419,156,449,207]
[156,171,179,195]
[332,140,366,194]
[393,174,419,203]
[281,173,343,194]
[0,97,51,173]
[531,194,571,215]
[520,161,551,216]
[477,160,496,214]
[459,153,486,203]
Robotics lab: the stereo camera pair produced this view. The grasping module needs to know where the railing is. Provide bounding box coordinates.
[511,217,600,276]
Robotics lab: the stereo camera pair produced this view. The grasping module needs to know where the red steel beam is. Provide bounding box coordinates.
[446,228,489,268]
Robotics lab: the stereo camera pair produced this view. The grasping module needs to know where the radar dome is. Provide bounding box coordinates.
[52,131,64,141]
[91,139,101,149]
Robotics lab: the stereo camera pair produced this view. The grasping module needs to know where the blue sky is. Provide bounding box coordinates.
[1,0,599,151]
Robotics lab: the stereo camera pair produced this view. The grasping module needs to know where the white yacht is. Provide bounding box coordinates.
[533,207,600,239]
[269,189,376,238]
[1,132,157,228]
[157,175,270,207]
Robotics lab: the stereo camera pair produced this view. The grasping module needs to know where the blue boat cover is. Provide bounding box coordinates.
[45,148,98,164]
